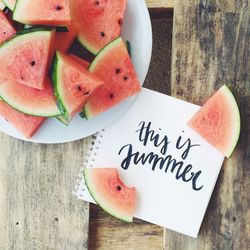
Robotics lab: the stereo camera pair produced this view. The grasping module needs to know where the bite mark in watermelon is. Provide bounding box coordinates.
[0,99,45,137]
[84,168,136,222]
[72,0,126,55]
[83,37,141,119]
[13,0,71,26]
[0,79,61,117]
[0,10,15,44]
[0,28,55,89]
[52,52,103,124]
[188,85,240,158]
[2,0,15,10]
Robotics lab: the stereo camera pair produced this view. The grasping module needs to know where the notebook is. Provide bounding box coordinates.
[74,88,224,238]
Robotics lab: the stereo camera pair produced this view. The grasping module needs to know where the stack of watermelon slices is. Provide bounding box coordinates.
[0,0,141,138]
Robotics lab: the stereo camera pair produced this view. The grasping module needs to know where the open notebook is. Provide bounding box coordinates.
[74,88,224,238]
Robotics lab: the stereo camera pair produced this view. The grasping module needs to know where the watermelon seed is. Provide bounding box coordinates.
[77,86,82,91]
[3,32,6,35]
[116,68,121,74]
[118,19,123,25]
[30,61,36,67]
[95,1,100,5]
[116,185,122,191]
[123,76,128,81]
[109,93,114,99]
[84,91,90,95]
[55,5,63,11]
[100,32,105,37]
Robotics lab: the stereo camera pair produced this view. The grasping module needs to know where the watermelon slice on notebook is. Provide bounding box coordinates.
[52,52,103,124]
[0,9,15,44]
[13,0,71,26]
[0,28,55,89]
[188,85,240,158]
[82,37,141,119]
[71,0,126,54]
[0,99,45,137]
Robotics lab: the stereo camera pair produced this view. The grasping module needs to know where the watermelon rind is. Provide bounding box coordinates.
[2,0,15,10]
[0,1,6,10]
[219,85,241,158]
[83,168,134,223]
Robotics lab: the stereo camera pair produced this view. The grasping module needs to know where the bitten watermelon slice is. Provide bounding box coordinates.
[188,85,240,158]
[0,99,45,137]
[83,37,141,119]
[0,28,55,89]
[0,10,15,44]
[13,0,71,26]
[52,52,103,124]
[2,0,15,10]
[72,0,126,54]
[84,168,136,222]
[0,79,61,117]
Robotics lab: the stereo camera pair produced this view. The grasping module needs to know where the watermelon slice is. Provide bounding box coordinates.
[2,0,15,10]
[72,0,126,55]
[83,37,141,119]
[0,9,15,44]
[13,0,71,26]
[52,52,103,124]
[0,99,45,137]
[84,168,136,222]
[188,85,240,158]
[55,23,79,52]
[0,79,61,117]
[0,28,55,89]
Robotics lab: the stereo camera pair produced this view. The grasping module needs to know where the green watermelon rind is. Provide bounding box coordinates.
[51,53,70,122]
[220,85,241,158]
[83,168,133,223]
[77,35,100,56]
[2,0,15,11]
[0,1,6,10]
[56,115,70,126]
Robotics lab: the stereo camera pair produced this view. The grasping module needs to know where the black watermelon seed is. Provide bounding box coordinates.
[3,31,6,35]
[109,93,114,99]
[123,76,128,81]
[118,19,123,25]
[30,61,36,67]
[95,0,100,5]
[21,76,24,80]
[55,5,63,11]
[77,86,82,91]
[100,32,105,37]
[116,185,122,191]
[116,68,121,74]
[84,91,90,95]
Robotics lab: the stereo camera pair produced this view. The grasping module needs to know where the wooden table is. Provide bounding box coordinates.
[1,1,250,250]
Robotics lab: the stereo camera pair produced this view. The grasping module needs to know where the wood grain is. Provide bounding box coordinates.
[0,135,91,250]
[146,0,174,9]
[165,0,250,249]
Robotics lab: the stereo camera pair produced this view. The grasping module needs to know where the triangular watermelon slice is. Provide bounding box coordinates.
[0,28,55,89]
[0,79,61,117]
[84,168,136,222]
[83,37,141,119]
[0,99,45,137]
[52,52,103,124]
[71,0,126,55]
[188,85,241,158]
[2,0,15,10]
[13,0,71,26]
[0,9,15,44]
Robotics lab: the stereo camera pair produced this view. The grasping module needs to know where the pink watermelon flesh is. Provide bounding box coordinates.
[188,85,240,158]
[54,52,103,122]
[0,79,60,117]
[0,29,55,89]
[13,0,71,26]
[55,22,79,52]
[0,10,15,44]
[84,168,136,222]
[0,99,45,137]
[67,54,90,69]
[72,0,126,54]
[84,37,141,119]
[2,0,16,10]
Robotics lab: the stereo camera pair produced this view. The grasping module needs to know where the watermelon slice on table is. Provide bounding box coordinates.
[0,10,15,44]
[0,28,55,89]
[0,99,45,137]
[52,52,103,124]
[0,79,61,117]
[72,0,126,55]
[84,168,136,222]
[2,0,15,10]
[13,0,71,26]
[188,85,241,158]
[67,54,90,69]
[83,37,141,119]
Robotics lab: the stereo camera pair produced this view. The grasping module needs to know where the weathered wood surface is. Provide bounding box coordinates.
[165,0,250,249]
[0,136,91,250]
[146,0,174,9]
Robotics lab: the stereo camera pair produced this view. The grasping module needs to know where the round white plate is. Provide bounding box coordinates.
[0,0,152,144]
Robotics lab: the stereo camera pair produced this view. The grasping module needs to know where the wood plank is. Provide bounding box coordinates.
[0,135,91,249]
[146,0,174,9]
[165,0,250,249]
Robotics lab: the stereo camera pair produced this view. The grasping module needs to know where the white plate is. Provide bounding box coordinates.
[0,0,152,144]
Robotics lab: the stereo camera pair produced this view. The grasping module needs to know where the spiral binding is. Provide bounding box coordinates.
[72,129,106,197]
